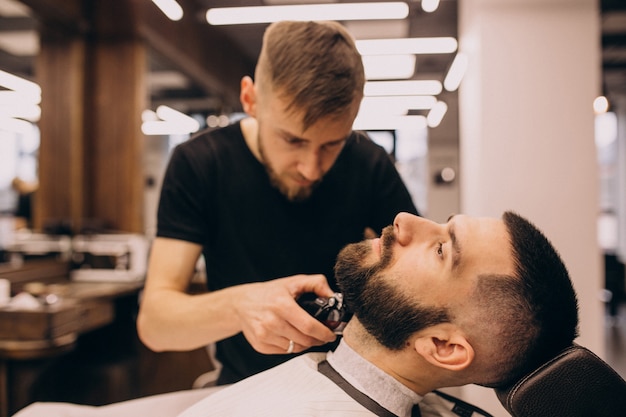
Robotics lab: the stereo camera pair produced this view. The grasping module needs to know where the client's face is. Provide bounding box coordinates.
[334,212,514,350]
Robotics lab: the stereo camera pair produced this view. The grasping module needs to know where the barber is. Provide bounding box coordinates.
[136,20,418,385]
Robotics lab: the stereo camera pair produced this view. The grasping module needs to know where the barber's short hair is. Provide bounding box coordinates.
[255,20,365,130]
[475,211,579,387]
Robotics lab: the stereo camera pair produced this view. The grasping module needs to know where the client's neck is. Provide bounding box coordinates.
[341,318,440,396]
[342,318,400,371]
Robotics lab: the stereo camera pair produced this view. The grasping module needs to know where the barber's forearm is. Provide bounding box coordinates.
[137,286,244,351]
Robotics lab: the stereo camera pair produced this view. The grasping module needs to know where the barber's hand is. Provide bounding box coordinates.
[234,274,338,355]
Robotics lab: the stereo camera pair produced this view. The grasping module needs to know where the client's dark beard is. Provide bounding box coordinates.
[334,226,451,350]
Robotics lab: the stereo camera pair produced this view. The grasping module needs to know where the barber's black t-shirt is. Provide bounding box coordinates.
[157,121,418,384]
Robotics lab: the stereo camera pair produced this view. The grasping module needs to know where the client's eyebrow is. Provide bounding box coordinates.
[447,215,462,273]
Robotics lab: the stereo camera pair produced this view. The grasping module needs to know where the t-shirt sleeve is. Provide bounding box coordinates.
[156,143,211,245]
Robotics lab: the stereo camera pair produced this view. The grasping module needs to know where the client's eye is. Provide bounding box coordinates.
[437,242,444,258]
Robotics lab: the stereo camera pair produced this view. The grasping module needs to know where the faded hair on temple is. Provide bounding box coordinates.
[474,211,580,387]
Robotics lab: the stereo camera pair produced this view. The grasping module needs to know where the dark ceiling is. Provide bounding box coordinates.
[0,0,625,117]
[148,0,459,116]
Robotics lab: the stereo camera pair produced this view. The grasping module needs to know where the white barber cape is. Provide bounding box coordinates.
[14,342,489,417]
[178,341,474,417]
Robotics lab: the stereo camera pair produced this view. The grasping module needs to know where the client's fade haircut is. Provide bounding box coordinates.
[473,211,579,388]
[255,20,365,131]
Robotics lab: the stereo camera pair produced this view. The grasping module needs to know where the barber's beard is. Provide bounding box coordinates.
[335,226,451,350]
[257,132,318,202]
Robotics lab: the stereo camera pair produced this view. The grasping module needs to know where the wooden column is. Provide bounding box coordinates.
[34,21,146,233]
[35,32,87,232]
[86,38,146,233]
[26,0,253,234]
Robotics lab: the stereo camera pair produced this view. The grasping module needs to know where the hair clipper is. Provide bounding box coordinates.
[297,292,351,335]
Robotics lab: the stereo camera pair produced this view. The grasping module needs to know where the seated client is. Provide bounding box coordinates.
[177,211,579,417]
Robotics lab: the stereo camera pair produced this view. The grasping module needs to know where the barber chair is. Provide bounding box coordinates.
[494,344,626,417]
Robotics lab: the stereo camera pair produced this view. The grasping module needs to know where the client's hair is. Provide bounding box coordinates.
[472,211,579,387]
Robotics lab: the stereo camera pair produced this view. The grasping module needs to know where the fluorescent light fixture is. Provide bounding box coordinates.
[427,101,448,128]
[0,90,40,106]
[142,109,158,122]
[0,115,33,135]
[421,0,440,13]
[206,2,409,25]
[0,0,31,17]
[0,31,39,56]
[0,77,42,122]
[142,105,200,135]
[595,111,617,148]
[344,19,409,40]
[364,80,442,96]
[356,37,457,55]
[0,69,41,102]
[0,103,41,122]
[142,121,194,136]
[359,95,437,116]
[156,105,200,132]
[353,115,427,131]
[149,71,190,91]
[151,0,183,21]
[444,53,468,91]
[362,55,415,80]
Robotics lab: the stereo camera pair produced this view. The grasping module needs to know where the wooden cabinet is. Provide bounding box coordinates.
[0,262,213,417]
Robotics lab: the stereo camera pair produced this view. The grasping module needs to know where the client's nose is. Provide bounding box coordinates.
[393,212,438,246]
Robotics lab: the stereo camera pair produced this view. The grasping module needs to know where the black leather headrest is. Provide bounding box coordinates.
[495,344,626,417]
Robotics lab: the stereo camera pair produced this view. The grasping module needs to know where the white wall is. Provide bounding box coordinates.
[457,0,602,415]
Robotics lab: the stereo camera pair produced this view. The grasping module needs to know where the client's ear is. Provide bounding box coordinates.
[414,326,474,371]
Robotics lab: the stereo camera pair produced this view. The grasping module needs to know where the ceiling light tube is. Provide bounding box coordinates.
[356,37,457,55]
[362,55,416,80]
[595,112,617,147]
[0,69,41,101]
[0,115,33,134]
[206,2,409,25]
[0,103,41,122]
[364,80,442,96]
[156,105,200,133]
[353,115,427,131]
[443,52,468,91]
[0,90,40,106]
[359,95,437,116]
[141,109,159,122]
[142,121,193,136]
[427,101,448,128]
[151,0,183,21]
